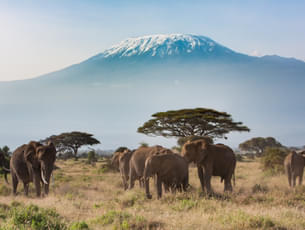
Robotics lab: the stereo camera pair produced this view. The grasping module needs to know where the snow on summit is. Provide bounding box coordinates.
[100,34,234,58]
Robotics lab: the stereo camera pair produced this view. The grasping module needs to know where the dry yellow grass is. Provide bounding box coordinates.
[1,157,305,229]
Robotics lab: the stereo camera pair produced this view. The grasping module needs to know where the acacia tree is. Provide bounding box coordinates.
[44,131,100,158]
[239,137,283,156]
[137,108,250,141]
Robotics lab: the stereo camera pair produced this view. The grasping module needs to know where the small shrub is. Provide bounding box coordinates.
[92,210,161,229]
[235,154,243,162]
[87,150,97,165]
[70,221,89,230]
[249,216,275,228]
[139,142,149,147]
[261,147,288,174]
[0,204,67,230]
[0,185,11,196]
[172,199,198,211]
[252,184,269,193]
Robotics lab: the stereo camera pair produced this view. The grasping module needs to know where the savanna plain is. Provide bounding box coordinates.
[0,156,305,230]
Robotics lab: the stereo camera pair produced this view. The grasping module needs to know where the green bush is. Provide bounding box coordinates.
[69,221,89,230]
[87,151,97,164]
[0,203,67,230]
[235,154,243,162]
[260,147,288,175]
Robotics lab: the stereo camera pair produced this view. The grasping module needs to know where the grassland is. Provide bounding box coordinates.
[1,157,305,229]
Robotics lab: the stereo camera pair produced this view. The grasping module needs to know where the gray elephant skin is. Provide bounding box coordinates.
[10,141,56,197]
[144,153,189,199]
[128,145,172,189]
[284,151,305,187]
[118,149,134,190]
[182,140,236,194]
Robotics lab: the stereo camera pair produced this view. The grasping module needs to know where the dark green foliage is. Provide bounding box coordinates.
[69,221,89,230]
[0,147,10,182]
[43,131,100,158]
[87,150,97,164]
[139,142,149,147]
[260,147,288,174]
[235,154,243,162]
[0,203,67,230]
[138,108,249,140]
[239,137,283,156]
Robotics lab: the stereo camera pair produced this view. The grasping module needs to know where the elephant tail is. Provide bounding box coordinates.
[233,171,235,186]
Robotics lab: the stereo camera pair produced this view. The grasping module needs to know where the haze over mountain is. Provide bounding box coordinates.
[1,34,305,150]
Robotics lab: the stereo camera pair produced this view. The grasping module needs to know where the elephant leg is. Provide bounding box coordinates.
[12,172,18,196]
[182,177,188,192]
[287,170,292,187]
[122,175,128,190]
[156,176,162,199]
[204,174,212,195]
[224,178,233,192]
[292,173,297,187]
[299,173,303,186]
[197,165,205,192]
[139,178,145,188]
[163,183,170,193]
[23,183,29,196]
[128,167,136,189]
[292,173,296,187]
[176,183,182,192]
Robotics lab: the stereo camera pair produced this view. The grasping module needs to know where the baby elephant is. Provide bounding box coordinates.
[284,151,305,187]
[143,153,189,199]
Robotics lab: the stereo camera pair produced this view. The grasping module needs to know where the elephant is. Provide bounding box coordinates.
[143,153,189,199]
[118,149,134,190]
[284,151,305,187]
[0,150,10,184]
[10,141,56,197]
[181,139,236,194]
[111,147,129,171]
[128,145,172,189]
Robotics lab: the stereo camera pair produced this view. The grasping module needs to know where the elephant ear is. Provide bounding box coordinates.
[300,150,305,158]
[24,143,37,164]
[39,142,56,162]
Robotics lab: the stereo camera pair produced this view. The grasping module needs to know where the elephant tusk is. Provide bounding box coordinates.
[2,167,10,172]
[41,170,48,184]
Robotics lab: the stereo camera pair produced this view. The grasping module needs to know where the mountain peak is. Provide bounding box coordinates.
[92,34,236,60]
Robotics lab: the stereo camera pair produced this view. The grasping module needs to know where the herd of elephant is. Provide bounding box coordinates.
[0,139,304,199]
[111,139,236,199]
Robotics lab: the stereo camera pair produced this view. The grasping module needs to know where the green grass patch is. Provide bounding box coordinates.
[0,203,67,230]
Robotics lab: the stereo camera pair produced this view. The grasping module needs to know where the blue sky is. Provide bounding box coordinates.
[1,0,305,81]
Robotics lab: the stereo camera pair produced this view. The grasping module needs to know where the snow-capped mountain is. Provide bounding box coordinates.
[1,33,305,149]
[90,34,238,60]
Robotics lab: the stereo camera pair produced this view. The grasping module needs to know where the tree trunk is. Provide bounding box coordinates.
[73,148,78,160]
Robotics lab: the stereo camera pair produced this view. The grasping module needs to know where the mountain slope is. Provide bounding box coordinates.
[0,34,305,149]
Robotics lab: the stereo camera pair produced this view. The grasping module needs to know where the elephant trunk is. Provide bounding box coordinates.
[33,169,41,197]
[4,172,9,184]
[41,163,54,195]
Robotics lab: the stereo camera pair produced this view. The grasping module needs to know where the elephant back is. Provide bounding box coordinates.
[130,145,170,177]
